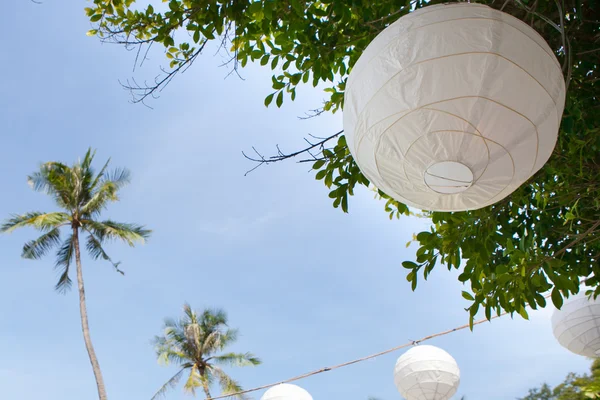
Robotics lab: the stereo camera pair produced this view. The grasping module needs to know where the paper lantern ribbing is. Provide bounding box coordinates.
[394,345,460,400]
[552,295,600,358]
[344,3,566,211]
[260,384,313,400]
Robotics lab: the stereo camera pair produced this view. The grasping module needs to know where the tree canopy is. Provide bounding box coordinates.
[520,359,600,399]
[85,0,600,325]
[152,305,260,399]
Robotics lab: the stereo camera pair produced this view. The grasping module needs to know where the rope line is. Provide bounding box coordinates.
[205,294,552,400]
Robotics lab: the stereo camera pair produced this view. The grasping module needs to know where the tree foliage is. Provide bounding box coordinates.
[151,305,261,399]
[1,148,151,291]
[520,359,600,400]
[86,0,600,324]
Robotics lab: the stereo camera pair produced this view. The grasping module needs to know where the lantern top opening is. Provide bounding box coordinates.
[424,161,474,195]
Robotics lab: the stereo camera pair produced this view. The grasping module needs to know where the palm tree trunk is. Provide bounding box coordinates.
[73,227,108,400]
[201,374,212,399]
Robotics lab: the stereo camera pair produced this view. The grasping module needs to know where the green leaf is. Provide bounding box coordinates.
[462,291,475,301]
[341,193,348,213]
[402,261,418,269]
[291,0,304,15]
[535,293,547,307]
[264,93,274,107]
[416,231,432,242]
[495,265,508,275]
[276,91,283,108]
[458,271,471,282]
[315,170,327,180]
[90,14,102,22]
[312,160,326,170]
[518,306,529,320]
[552,288,563,309]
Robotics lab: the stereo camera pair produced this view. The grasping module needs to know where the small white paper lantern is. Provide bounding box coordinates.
[260,384,313,400]
[344,3,566,211]
[552,294,600,358]
[394,345,460,400]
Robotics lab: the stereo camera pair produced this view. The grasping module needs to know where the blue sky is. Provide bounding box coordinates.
[0,2,592,400]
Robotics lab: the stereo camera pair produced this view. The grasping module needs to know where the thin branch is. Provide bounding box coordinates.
[554,220,600,259]
[298,108,326,120]
[242,130,343,176]
[121,39,209,104]
[577,48,600,55]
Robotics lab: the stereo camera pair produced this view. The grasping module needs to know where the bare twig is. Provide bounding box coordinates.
[121,39,209,104]
[242,130,343,175]
[298,108,326,120]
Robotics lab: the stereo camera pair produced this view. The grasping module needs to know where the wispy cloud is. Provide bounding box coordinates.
[197,211,279,239]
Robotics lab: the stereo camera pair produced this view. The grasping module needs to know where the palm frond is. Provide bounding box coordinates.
[150,367,186,400]
[183,303,198,324]
[156,348,190,366]
[183,364,202,395]
[80,181,119,216]
[211,366,247,399]
[79,148,96,201]
[154,335,190,366]
[22,228,61,259]
[80,148,96,172]
[84,229,124,275]
[54,234,74,293]
[28,162,76,209]
[211,352,261,368]
[163,317,180,330]
[83,220,151,246]
[203,328,239,356]
[184,323,202,357]
[89,158,110,192]
[219,329,239,350]
[1,212,70,233]
[104,167,131,190]
[27,161,69,193]
[202,308,228,327]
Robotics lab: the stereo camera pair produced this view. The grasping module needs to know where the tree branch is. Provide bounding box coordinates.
[242,130,343,175]
[120,39,209,105]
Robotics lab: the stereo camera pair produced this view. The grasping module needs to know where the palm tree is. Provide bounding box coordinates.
[1,149,151,400]
[152,305,261,399]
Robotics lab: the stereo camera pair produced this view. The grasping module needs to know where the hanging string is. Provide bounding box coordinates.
[205,294,552,400]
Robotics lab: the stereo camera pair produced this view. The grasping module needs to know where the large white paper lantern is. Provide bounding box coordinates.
[552,294,600,358]
[394,345,460,400]
[260,384,313,400]
[344,3,566,211]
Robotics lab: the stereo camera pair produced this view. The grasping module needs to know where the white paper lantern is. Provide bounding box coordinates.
[552,294,600,358]
[344,3,566,211]
[394,345,460,400]
[260,384,313,400]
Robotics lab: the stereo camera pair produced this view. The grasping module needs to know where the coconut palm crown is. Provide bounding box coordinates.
[152,305,261,399]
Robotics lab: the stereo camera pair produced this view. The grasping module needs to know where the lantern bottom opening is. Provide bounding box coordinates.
[424,161,474,194]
